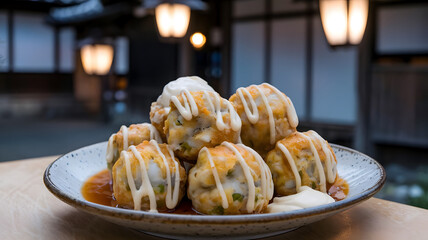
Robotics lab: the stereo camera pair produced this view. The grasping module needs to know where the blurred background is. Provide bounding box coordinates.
[0,0,427,208]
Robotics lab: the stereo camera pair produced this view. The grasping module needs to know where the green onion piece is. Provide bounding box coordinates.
[311,181,316,189]
[180,142,191,152]
[212,206,224,215]
[158,184,165,193]
[232,193,244,202]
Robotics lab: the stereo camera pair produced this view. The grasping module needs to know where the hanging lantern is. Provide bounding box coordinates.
[155,3,191,38]
[190,32,206,48]
[319,0,369,46]
[81,44,114,75]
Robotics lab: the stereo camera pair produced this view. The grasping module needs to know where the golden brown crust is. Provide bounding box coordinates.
[164,91,240,163]
[229,84,296,157]
[188,143,269,215]
[112,141,187,211]
[266,131,337,196]
[149,102,168,142]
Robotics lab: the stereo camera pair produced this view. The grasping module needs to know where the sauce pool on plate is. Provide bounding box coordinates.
[81,169,198,214]
[82,169,349,214]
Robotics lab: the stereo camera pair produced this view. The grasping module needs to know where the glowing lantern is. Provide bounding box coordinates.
[155,3,191,38]
[319,0,369,46]
[81,44,114,75]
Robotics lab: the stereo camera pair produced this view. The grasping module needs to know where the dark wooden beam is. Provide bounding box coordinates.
[220,0,232,96]
[304,3,313,122]
[354,0,376,154]
[0,73,73,94]
[54,27,60,73]
[264,0,272,83]
[233,10,319,23]
[7,9,13,73]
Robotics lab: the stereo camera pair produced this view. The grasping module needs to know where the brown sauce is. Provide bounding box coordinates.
[81,169,118,207]
[328,177,349,201]
[82,169,349,214]
[81,169,199,214]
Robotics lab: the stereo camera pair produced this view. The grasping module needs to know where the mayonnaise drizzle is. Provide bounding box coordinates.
[150,140,181,209]
[236,83,299,144]
[171,90,242,132]
[201,147,229,209]
[124,146,157,212]
[263,83,298,128]
[307,130,336,183]
[222,142,256,212]
[238,144,274,212]
[106,123,162,164]
[277,143,302,191]
[298,132,327,193]
[200,142,273,213]
[123,141,181,212]
[170,89,199,120]
[267,186,334,213]
[276,131,336,193]
[156,76,215,108]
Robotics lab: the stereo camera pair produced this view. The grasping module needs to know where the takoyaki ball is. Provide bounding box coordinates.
[112,140,187,212]
[229,83,299,157]
[188,142,273,215]
[164,90,242,163]
[150,76,215,141]
[266,130,338,196]
[106,123,162,170]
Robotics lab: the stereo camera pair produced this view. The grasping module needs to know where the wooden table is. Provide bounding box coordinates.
[1,156,427,240]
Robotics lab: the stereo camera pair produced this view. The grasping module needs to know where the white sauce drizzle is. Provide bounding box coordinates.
[149,140,180,209]
[124,146,158,212]
[236,87,259,124]
[106,123,162,164]
[298,132,327,193]
[237,144,274,211]
[121,125,129,150]
[201,147,229,209]
[255,85,276,144]
[201,142,273,213]
[170,89,199,120]
[262,83,299,128]
[156,76,215,108]
[106,133,115,163]
[277,142,302,191]
[267,186,334,213]
[171,90,241,132]
[221,142,256,213]
[236,83,299,144]
[307,130,336,183]
[123,142,181,212]
[276,131,336,193]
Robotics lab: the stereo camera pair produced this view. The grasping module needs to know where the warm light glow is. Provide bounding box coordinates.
[81,44,114,75]
[155,3,191,38]
[319,0,369,46]
[190,32,206,48]
[320,0,348,46]
[349,0,369,44]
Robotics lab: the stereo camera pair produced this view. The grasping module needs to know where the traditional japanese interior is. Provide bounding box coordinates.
[0,0,427,208]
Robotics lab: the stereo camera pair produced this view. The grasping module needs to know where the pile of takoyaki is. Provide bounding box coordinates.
[106,76,344,215]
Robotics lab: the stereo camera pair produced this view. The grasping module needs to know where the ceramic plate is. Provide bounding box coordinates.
[44,142,385,239]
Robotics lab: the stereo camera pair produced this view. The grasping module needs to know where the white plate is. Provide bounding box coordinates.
[44,142,385,239]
